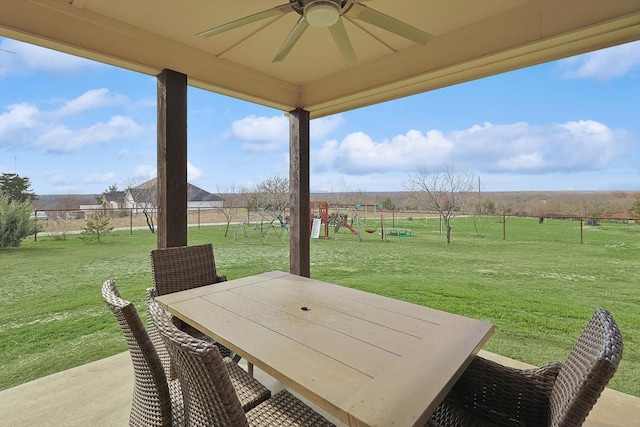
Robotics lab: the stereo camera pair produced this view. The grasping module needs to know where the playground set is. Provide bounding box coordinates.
[310,201,411,242]
[234,211,289,244]
[233,202,412,244]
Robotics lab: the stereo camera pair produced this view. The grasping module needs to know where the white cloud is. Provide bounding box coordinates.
[558,41,640,81]
[127,162,201,185]
[134,165,157,180]
[187,162,203,181]
[0,89,142,153]
[35,115,143,153]
[42,170,82,193]
[46,171,74,186]
[0,103,40,146]
[312,120,635,177]
[49,89,128,119]
[85,172,118,185]
[0,38,100,77]
[229,114,288,152]
[311,115,345,139]
[227,113,345,152]
[313,129,453,174]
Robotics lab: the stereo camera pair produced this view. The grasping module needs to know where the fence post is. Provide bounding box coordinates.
[580,217,584,244]
[130,208,133,235]
[503,215,507,240]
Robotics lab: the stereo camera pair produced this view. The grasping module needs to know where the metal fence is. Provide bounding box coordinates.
[30,207,237,241]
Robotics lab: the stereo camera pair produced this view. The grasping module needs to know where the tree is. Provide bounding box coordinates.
[0,192,33,248]
[125,178,156,233]
[217,185,241,237]
[257,176,289,216]
[80,214,113,242]
[0,173,37,204]
[381,197,396,211]
[631,196,640,224]
[96,183,119,205]
[406,167,477,245]
[472,198,497,237]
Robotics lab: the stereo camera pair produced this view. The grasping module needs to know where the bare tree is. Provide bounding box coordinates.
[217,185,241,237]
[406,167,477,245]
[125,178,157,233]
[326,183,352,207]
[56,194,83,219]
[472,198,497,237]
[257,176,289,217]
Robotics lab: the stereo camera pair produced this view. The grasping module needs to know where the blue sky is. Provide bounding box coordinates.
[1,36,639,196]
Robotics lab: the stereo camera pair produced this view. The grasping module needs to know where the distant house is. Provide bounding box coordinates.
[124,179,222,213]
[102,191,126,209]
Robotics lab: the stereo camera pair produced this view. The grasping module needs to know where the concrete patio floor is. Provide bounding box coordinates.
[1,350,638,426]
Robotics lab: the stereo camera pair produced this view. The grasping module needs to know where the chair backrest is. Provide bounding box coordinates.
[145,287,176,381]
[147,297,249,427]
[101,280,172,427]
[150,243,226,296]
[549,307,623,427]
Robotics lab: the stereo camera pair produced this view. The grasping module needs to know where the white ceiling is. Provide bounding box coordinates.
[1,0,640,117]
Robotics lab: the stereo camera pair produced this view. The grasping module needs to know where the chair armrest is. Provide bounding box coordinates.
[444,356,562,425]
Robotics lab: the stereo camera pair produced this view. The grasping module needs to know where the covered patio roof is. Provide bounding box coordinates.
[3,1,639,118]
[2,0,640,274]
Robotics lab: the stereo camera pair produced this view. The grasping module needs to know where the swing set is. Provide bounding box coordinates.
[310,201,388,242]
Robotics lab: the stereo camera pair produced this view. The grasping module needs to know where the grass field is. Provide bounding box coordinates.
[1,215,638,397]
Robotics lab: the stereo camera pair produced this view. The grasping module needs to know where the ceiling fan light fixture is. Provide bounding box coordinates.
[304,0,340,28]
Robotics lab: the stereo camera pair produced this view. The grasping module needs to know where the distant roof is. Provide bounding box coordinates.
[103,191,126,202]
[129,179,221,203]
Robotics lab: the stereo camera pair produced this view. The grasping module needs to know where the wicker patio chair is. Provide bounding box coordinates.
[428,307,623,427]
[150,243,227,295]
[146,287,177,381]
[146,293,271,413]
[148,297,336,427]
[150,243,237,361]
[101,279,184,427]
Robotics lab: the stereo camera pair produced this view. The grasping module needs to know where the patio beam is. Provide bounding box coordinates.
[157,69,187,248]
[289,109,311,277]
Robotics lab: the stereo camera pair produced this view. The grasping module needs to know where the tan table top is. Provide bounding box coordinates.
[156,271,494,427]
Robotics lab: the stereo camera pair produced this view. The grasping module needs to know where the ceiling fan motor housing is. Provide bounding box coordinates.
[294,0,349,28]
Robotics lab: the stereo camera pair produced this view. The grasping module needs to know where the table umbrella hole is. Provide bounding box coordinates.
[301,306,311,311]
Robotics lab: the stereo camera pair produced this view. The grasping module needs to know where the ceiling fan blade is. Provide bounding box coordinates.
[350,3,432,45]
[198,4,292,37]
[273,17,310,62]
[328,19,357,64]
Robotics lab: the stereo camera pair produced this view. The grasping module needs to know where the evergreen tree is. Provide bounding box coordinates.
[0,173,37,203]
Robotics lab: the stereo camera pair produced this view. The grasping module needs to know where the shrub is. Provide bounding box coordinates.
[0,193,32,248]
[47,218,67,241]
[80,214,113,242]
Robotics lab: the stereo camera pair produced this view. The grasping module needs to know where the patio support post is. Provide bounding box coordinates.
[289,108,310,277]
[157,69,187,248]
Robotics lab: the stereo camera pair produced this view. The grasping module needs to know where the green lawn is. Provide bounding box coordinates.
[1,216,638,397]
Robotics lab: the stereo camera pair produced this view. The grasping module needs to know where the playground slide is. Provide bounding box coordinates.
[342,220,358,235]
[311,218,322,238]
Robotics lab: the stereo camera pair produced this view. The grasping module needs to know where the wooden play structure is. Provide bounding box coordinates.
[309,201,329,239]
[309,201,408,242]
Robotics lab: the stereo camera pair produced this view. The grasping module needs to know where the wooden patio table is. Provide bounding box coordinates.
[155,270,494,427]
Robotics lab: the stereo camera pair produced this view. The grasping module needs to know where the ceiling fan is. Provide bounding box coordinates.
[198,0,433,64]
